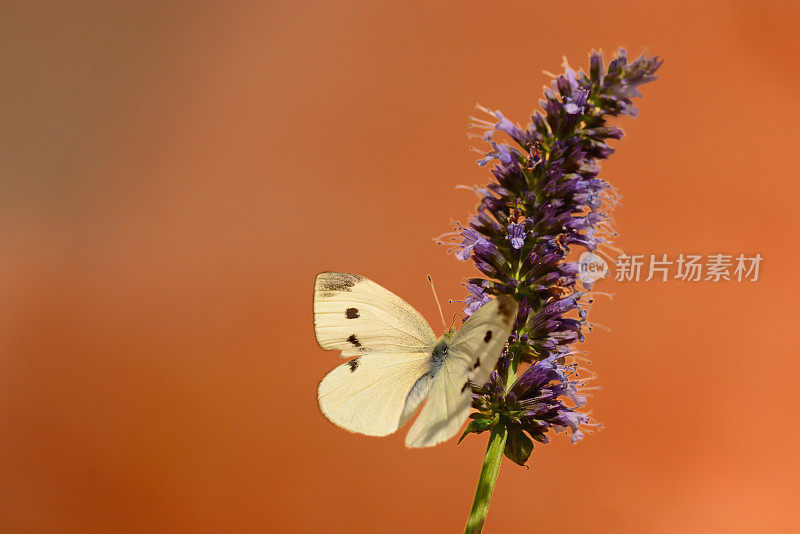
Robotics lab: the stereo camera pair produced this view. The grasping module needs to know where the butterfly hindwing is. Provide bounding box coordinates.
[318,351,432,436]
[314,272,437,357]
[404,296,518,448]
[404,354,473,448]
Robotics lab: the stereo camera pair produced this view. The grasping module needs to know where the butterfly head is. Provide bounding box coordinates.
[436,329,455,346]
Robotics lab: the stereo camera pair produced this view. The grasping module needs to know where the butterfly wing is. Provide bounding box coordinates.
[318,351,432,436]
[404,296,518,448]
[449,294,518,388]
[315,272,438,437]
[314,272,437,357]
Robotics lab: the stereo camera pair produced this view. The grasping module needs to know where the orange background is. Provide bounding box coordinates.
[2,1,799,532]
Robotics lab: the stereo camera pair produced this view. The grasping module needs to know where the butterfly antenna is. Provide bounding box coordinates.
[427,275,447,331]
[450,312,461,329]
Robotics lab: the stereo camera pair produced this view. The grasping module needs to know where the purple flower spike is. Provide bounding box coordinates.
[445,49,660,465]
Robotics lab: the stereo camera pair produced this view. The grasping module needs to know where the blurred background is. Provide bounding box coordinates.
[2,1,799,532]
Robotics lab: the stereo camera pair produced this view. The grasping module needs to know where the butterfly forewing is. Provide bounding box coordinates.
[314,272,436,357]
[450,295,518,387]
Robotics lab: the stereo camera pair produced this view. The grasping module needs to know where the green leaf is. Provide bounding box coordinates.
[503,425,534,466]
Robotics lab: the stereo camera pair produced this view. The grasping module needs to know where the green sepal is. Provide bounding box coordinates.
[503,425,534,466]
[457,414,498,445]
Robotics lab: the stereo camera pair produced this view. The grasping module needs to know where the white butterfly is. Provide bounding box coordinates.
[314,272,518,448]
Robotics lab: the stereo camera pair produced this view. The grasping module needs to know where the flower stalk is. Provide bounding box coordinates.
[445,49,662,532]
[464,424,507,534]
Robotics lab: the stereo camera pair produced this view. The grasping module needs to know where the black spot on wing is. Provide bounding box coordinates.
[483,330,492,343]
[345,307,360,319]
[347,334,362,347]
[461,381,470,393]
[473,357,481,370]
[348,358,360,372]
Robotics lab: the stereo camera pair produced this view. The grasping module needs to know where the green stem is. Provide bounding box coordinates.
[464,353,518,533]
[464,423,508,534]
[506,357,518,392]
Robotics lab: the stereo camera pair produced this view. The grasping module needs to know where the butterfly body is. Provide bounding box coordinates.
[314,272,517,448]
[428,334,452,373]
